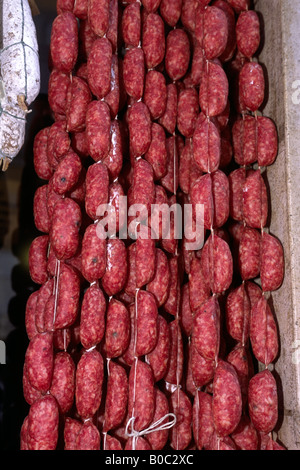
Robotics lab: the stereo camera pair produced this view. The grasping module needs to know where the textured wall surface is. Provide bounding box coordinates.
[255,0,300,450]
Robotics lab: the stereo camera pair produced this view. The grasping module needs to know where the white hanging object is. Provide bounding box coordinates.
[0,0,40,171]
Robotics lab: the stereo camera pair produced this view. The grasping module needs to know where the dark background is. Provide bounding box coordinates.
[0,0,57,450]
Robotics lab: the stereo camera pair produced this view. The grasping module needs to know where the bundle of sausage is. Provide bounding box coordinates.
[20,0,286,451]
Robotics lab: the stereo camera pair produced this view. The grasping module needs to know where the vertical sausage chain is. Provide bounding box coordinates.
[20,0,286,450]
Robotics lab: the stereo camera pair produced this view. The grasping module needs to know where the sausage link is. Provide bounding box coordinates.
[122,2,141,47]
[239,227,261,281]
[146,248,170,307]
[123,47,145,100]
[88,0,110,37]
[145,123,168,181]
[147,388,170,450]
[50,197,82,260]
[212,359,242,437]
[86,101,111,162]
[250,295,279,366]
[103,361,128,432]
[104,299,130,358]
[24,331,53,393]
[193,295,220,361]
[193,113,220,173]
[260,232,284,292]
[49,351,75,414]
[81,223,107,283]
[28,235,49,285]
[169,389,192,450]
[142,12,165,69]
[201,233,233,294]
[146,314,170,382]
[165,29,190,82]
[54,264,81,330]
[50,12,78,74]
[75,349,104,419]
[102,238,128,296]
[136,290,158,357]
[236,10,260,58]
[192,390,214,450]
[239,62,265,112]
[225,283,251,344]
[27,395,59,450]
[127,359,155,432]
[79,284,106,350]
[33,127,53,181]
[143,70,167,120]
[199,61,229,117]
[85,161,109,220]
[51,150,82,196]
[248,369,278,434]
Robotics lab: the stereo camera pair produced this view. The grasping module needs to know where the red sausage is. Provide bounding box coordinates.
[75,349,104,419]
[86,100,111,162]
[102,120,124,180]
[123,47,145,100]
[81,223,107,283]
[146,248,170,307]
[193,113,220,173]
[146,315,170,382]
[147,388,170,450]
[54,264,81,330]
[85,162,109,220]
[122,2,141,47]
[164,320,183,385]
[79,284,106,350]
[87,37,112,99]
[201,233,233,294]
[160,0,182,27]
[104,299,130,358]
[231,415,258,450]
[239,227,261,281]
[24,331,53,393]
[143,70,167,120]
[33,128,53,181]
[195,5,228,60]
[250,295,279,366]
[242,169,268,229]
[145,123,168,181]
[28,235,49,285]
[260,232,284,292]
[212,0,236,63]
[181,0,198,32]
[135,229,156,288]
[228,167,245,221]
[48,69,71,118]
[158,83,178,135]
[66,76,91,133]
[232,115,257,166]
[103,361,128,432]
[127,360,155,432]
[193,390,214,450]
[88,0,110,37]
[177,87,199,138]
[179,283,193,337]
[236,10,260,58]
[169,389,192,450]
[226,283,251,344]
[239,62,265,112]
[227,0,250,12]
[165,28,190,81]
[128,102,152,158]
[49,351,75,414]
[76,421,100,450]
[25,291,39,341]
[50,12,78,74]
[74,0,88,19]
[248,369,278,433]
[27,395,59,450]
[104,55,120,119]
[47,121,70,170]
[199,61,228,117]
[190,338,215,388]
[101,238,128,296]
[142,13,165,69]
[136,290,158,357]
[51,150,82,196]
[193,295,220,361]
[164,256,180,317]
[50,197,82,260]
[257,116,278,167]
[212,359,242,437]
